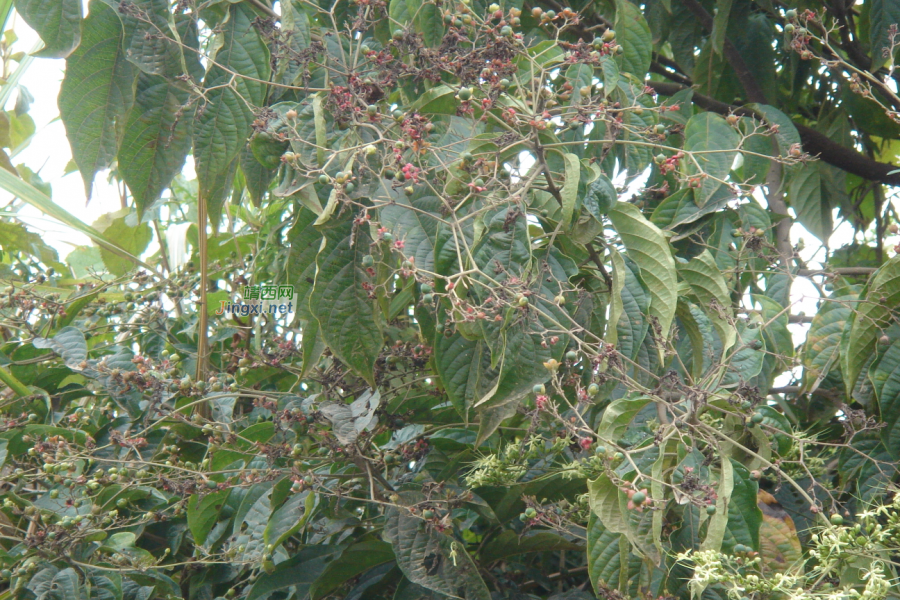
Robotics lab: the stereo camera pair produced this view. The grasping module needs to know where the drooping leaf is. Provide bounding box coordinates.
[13,0,81,58]
[608,202,678,345]
[59,0,136,198]
[384,491,491,600]
[614,0,652,78]
[845,256,900,394]
[119,73,194,217]
[788,161,832,243]
[309,217,384,386]
[683,112,741,207]
[193,3,270,229]
[678,249,736,353]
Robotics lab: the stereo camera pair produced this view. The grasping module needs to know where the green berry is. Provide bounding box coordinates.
[393,29,404,40]
[501,25,512,36]
[458,87,473,101]
[382,232,393,243]
[602,29,616,42]
[420,283,433,294]
[533,384,545,394]
[566,350,578,361]
[393,110,404,120]
[706,505,717,515]
[517,294,527,306]
[360,44,370,54]
[524,507,537,518]
[422,509,434,519]
[830,513,844,526]
[207,480,218,490]
[631,491,646,505]
[785,9,797,19]
[404,186,414,196]
[344,182,356,193]
[422,294,434,303]
[499,78,510,89]
[366,104,378,115]
[751,412,765,424]
[384,169,395,180]
[461,151,474,162]
[588,383,600,396]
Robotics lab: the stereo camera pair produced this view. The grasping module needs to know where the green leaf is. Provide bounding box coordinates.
[870,326,900,458]
[614,0,652,78]
[384,491,491,600]
[869,0,900,69]
[193,3,270,229]
[711,0,733,54]
[585,172,617,219]
[845,256,900,394]
[33,327,87,368]
[119,73,194,217]
[59,0,136,198]
[788,161,832,243]
[723,461,762,553]
[683,112,741,207]
[390,0,412,25]
[187,489,230,546]
[595,396,651,444]
[677,249,736,353]
[92,209,152,276]
[481,530,582,563]
[310,541,395,600]
[608,202,678,344]
[472,206,531,288]
[721,322,766,387]
[246,546,341,600]
[112,0,186,78]
[309,217,384,386]
[379,188,442,271]
[13,0,81,58]
[415,2,444,47]
[264,490,316,549]
[560,153,580,228]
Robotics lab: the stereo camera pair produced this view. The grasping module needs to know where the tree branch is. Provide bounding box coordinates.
[646,81,900,186]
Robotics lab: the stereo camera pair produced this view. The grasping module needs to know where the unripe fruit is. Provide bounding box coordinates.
[344,182,356,193]
[532,7,543,18]
[501,25,512,36]
[285,109,298,120]
[706,505,717,515]
[879,335,891,345]
[382,232,393,243]
[392,29,404,40]
[785,23,795,33]
[421,283,433,294]
[499,78,510,89]
[517,294,528,306]
[751,412,765,424]
[422,509,434,519]
[489,3,499,12]
[366,104,378,115]
[631,491,646,505]
[404,186,414,196]
[422,294,434,303]
[566,350,578,361]
[785,9,797,19]
[524,507,537,518]
[602,29,616,42]
[458,87,473,101]
[533,384,545,394]
[830,513,844,526]
[393,109,404,120]
[588,383,600,396]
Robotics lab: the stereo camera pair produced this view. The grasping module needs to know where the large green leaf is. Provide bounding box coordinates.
[683,112,740,207]
[193,3,270,229]
[92,209,153,276]
[677,249,736,353]
[246,546,341,600]
[310,541,395,600]
[59,0,136,198]
[384,492,490,600]
[13,0,81,58]
[587,513,647,596]
[111,0,185,77]
[870,0,900,69]
[788,162,832,243]
[309,217,383,386]
[871,326,900,458]
[379,188,442,271]
[187,489,230,546]
[119,73,194,217]
[608,202,677,343]
[614,0,652,78]
[845,256,900,394]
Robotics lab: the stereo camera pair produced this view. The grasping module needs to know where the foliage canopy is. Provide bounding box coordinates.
[2,0,900,600]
